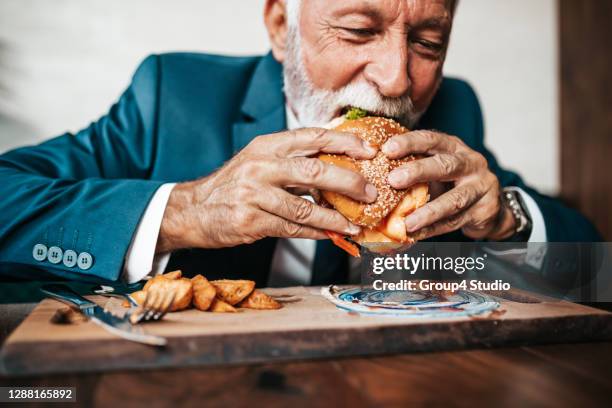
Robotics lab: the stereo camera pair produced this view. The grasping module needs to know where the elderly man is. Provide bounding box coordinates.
[0,0,600,285]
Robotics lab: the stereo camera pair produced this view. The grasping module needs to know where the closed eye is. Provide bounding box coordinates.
[412,39,445,57]
[331,25,379,40]
[344,27,377,37]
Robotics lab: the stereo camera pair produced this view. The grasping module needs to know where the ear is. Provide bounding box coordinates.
[264,0,289,63]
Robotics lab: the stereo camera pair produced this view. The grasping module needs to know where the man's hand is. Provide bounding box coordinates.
[382,130,517,241]
[156,128,378,252]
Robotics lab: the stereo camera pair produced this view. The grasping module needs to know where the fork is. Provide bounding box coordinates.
[92,284,139,307]
[128,290,176,324]
[93,284,175,324]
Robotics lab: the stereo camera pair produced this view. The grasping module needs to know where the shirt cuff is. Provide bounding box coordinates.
[122,183,176,284]
[505,186,547,242]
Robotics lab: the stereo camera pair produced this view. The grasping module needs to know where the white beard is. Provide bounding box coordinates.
[282,17,424,128]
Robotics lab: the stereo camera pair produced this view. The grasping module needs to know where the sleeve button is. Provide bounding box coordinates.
[77,252,94,270]
[63,249,78,268]
[47,246,63,264]
[32,244,48,261]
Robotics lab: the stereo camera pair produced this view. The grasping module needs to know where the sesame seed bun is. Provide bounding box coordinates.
[318,116,429,245]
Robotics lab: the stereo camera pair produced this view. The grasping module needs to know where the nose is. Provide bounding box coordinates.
[363,39,411,98]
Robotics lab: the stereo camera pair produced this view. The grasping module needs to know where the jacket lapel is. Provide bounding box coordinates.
[231,108,286,154]
[232,53,287,153]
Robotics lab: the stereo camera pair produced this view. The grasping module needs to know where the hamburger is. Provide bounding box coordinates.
[318,108,430,256]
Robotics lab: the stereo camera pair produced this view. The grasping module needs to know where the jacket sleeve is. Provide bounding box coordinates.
[460,81,602,242]
[0,55,166,282]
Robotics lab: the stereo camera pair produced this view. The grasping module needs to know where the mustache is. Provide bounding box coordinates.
[331,81,419,123]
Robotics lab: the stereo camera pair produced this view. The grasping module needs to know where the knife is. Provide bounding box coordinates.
[41,284,167,347]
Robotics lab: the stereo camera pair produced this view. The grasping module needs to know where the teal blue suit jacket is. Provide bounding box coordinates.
[0,53,601,284]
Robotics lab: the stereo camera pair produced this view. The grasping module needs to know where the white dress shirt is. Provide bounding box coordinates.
[122,108,547,284]
[267,108,317,286]
[122,183,175,283]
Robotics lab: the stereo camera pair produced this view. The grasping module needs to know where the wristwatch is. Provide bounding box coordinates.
[501,187,532,241]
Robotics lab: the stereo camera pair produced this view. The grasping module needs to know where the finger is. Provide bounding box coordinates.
[273,157,378,203]
[461,190,502,239]
[253,210,329,240]
[428,181,450,200]
[256,188,361,236]
[388,154,466,188]
[462,222,496,240]
[381,130,462,159]
[267,128,377,159]
[286,187,311,196]
[412,211,472,241]
[404,184,483,232]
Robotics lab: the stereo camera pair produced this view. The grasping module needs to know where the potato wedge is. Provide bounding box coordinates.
[192,275,216,311]
[163,270,182,280]
[131,290,147,306]
[121,290,147,308]
[209,297,237,313]
[238,289,282,310]
[143,275,160,292]
[143,270,182,291]
[211,279,255,305]
[146,277,193,312]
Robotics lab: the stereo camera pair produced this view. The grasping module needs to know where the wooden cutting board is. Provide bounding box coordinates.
[2,286,611,376]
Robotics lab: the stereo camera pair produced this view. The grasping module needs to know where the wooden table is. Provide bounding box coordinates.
[1,342,611,407]
[4,287,612,376]
[2,286,611,406]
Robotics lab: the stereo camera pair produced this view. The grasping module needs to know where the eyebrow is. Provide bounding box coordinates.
[331,6,385,25]
[331,7,451,32]
[412,17,452,31]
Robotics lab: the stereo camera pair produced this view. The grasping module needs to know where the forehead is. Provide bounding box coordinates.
[303,0,453,25]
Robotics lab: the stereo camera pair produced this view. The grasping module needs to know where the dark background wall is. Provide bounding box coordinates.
[560,0,612,240]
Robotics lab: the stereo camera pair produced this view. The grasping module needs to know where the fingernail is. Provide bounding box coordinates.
[347,224,361,235]
[388,171,404,187]
[382,140,399,155]
[365,183,378,202]
[405,214,422,232]
[362,141,377,156]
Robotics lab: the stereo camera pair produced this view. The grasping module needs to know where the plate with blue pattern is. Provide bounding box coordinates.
[321,286,500,318]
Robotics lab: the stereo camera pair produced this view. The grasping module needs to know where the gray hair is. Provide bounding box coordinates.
[284,0,301,29]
